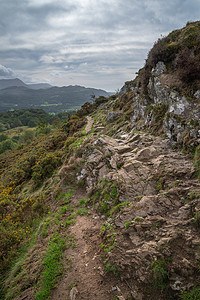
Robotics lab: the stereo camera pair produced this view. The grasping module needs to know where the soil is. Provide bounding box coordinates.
[50,207,125,300]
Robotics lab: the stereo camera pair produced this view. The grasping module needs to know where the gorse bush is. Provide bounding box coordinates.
[32,153,61,186]
[0,182,46,272]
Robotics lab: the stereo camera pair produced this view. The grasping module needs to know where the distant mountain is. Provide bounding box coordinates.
[27,83,52,89]
[0,78,27,89]
[0,78,52,90]
[0,83,110,113]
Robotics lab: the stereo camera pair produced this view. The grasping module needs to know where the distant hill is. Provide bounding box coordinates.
[0,79,52,90]
[0,82,110,113]
[0,78,27,89]
[27,83,52,89]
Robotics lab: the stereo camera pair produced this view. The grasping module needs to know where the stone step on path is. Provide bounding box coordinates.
[85,116,94,134]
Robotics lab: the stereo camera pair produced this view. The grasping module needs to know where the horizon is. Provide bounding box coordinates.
[0,77,115,92]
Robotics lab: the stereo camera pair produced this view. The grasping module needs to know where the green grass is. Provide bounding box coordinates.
[35,233,66,299]
[151,259,169,290]
[64,190,75,203]
[110,201,130,216]
[180,287,200,300]
[124,221,131,229]
[104,262,119,276]
[76,208,88,216]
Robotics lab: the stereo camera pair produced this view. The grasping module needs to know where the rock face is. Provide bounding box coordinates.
[120,60,200,149]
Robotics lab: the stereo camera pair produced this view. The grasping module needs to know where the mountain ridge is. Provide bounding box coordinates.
[0,79,110,113]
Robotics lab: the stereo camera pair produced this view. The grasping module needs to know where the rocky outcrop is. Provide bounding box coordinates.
[120,61,200,149]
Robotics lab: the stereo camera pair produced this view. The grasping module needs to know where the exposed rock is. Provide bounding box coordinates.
[106,111,122,122]
[70,287,79,300]
[152,61,167,77]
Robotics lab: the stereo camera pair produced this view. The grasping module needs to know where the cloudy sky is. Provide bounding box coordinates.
[0,0,199,91]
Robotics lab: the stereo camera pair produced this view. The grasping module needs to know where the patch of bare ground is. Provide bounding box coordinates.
[50,213,126,300]
[85,116,93,134]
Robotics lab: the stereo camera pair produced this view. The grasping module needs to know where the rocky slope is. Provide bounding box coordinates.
[1,21,200,300]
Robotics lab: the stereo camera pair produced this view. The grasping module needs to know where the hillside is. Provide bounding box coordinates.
[0,79,27,90]
[0,21,200,300]
[0,82,110,114]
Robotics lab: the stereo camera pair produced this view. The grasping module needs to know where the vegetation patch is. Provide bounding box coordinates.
[92,179,120,216]
[180,286,200,300]
[35,233,66,299]
[151,259,169,290]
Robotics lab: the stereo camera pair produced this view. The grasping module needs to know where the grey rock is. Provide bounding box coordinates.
[70,287,78,300]
[152,61,167,77]
[106,111,122,122]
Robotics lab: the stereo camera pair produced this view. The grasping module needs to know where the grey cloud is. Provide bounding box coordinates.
[0,64,16,77]
[0,0,200,91]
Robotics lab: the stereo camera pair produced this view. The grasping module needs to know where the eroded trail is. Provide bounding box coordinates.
[50,209,123,300]
[52,215,112,300]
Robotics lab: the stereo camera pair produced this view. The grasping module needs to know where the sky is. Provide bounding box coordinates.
[0,0,200,92]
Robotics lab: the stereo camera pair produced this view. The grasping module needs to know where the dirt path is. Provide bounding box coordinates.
[50,192,124,300]
[85,116,93,134]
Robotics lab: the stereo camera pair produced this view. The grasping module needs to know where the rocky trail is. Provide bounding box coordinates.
[50,116,200,299]
[85,116,94,134]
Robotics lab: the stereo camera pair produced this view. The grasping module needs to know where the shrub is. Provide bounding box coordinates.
[32,153,61,186]
[176,48,200,83]
[0,139,16,154]
[0,134,9,142]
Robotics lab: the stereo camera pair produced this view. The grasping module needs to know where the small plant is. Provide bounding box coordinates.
[136,195,143,201]
[193,211,200,227]
[151,259,169,289]
[180,286,200,300]
[76,208,88,216]
[155,177,165,193]
[152,222,160,230]
[134,217,144,222]
[104,262,119,276]
[68,282,76,290]
[124,221,131,229]
[60,205,68,214]
[92,180,120,216]
[79,198,89,207]
[110,201,130,216]
[64,190,75,203]
[65,219,75,227]
[174,180,180,186]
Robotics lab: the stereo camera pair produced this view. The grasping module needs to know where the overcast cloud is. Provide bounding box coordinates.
[0,0,199,91]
